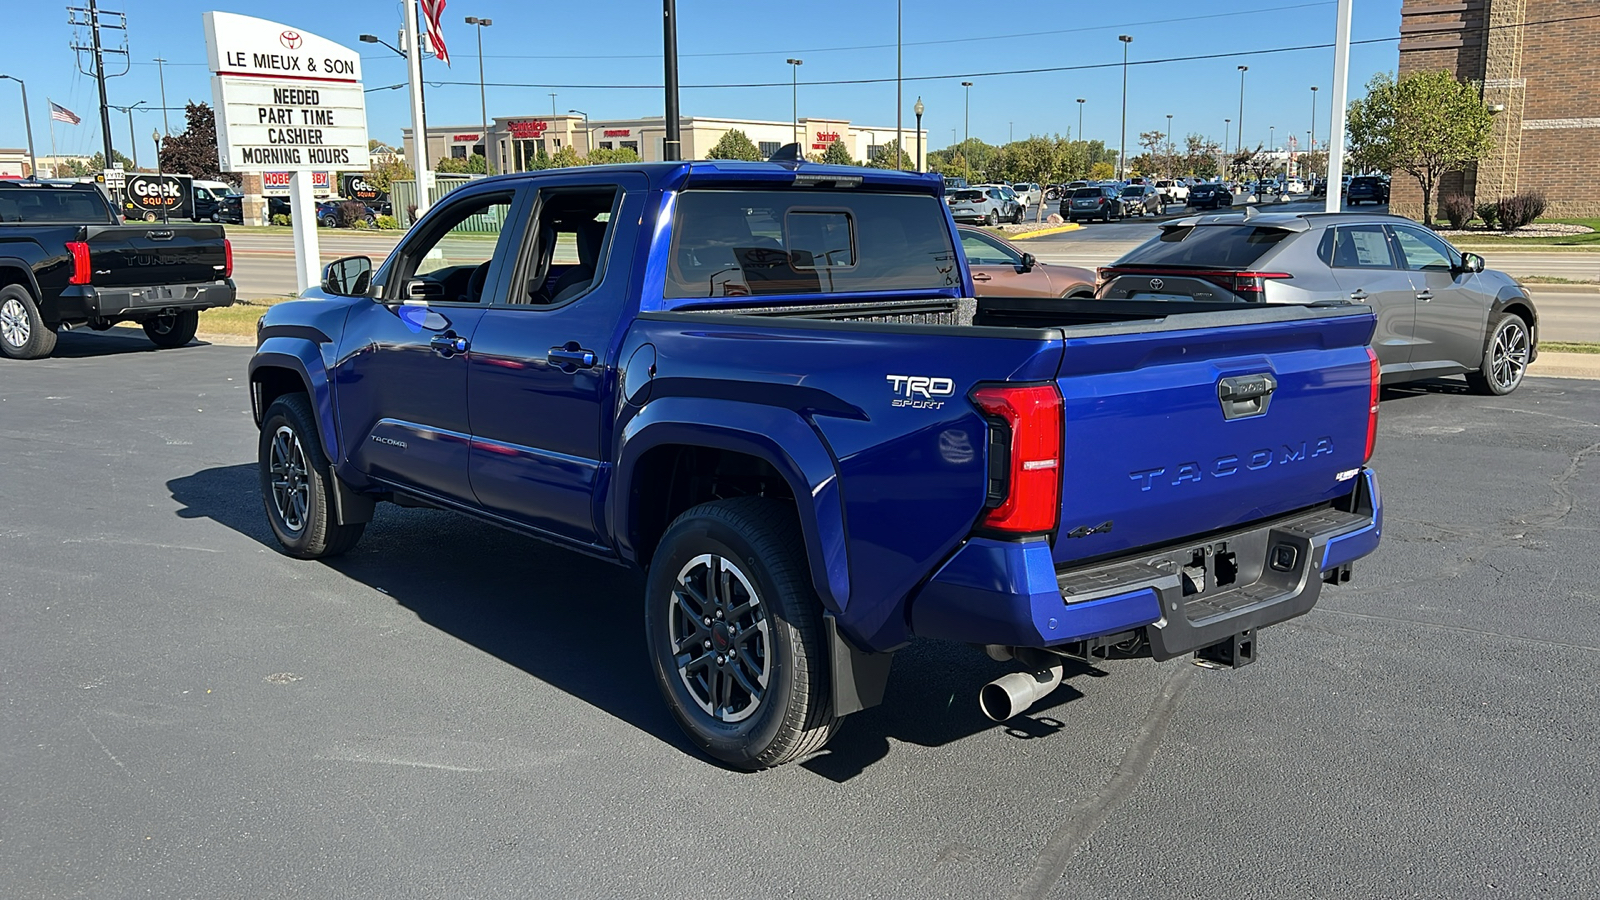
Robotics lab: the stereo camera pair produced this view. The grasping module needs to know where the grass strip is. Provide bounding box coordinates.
[1542,342,1600,355]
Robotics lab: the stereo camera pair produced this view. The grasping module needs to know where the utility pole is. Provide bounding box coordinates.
[1324,0,1353,213]
[895,0,902,170]
[403,0,433,215]
[0,76,37,178]
[1236,65,1249,160]
[663,0,681,161]
[153,56,169,134]
[1117,35,1133,181]
[68,0,128,172]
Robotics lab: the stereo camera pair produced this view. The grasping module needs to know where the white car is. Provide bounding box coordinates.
[1009,182,1041,207]
[1284,178,1306,194]
[1154,180,1189,204]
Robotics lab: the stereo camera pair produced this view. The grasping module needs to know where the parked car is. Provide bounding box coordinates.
[1062,185,1123,222]
[1154,180,1189,204]
[1187,182,1235,210]
[942,175,970,192]
[1347,176,1390,205]
[1118,184,1163,217]
[1096,210,1537,394]
[0,179,235,359]
[1010,182,1041,207]
[248,160,1384,769]
[1255,180,1283,200]
[317,199,378,228]
[948,187,1023,225]
[957,226,1095,298]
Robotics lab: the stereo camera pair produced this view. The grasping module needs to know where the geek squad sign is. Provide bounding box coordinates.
[203,11,370,172]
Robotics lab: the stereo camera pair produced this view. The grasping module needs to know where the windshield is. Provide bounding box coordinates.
[665,189,959,299]
[1116,224,1293,268]
[1121,187,1142,197]
[1071,188,1102,199]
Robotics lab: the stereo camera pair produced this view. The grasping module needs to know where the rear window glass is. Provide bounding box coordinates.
[1121,187,1142,196]
[951,190,984,202]
[1071,188,1103,199]
[1118,225,1292,268]
[0,188,113,224]
[665,190,959,299]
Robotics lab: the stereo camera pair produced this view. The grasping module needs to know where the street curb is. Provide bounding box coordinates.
[1525,284,1600,294]
[1528,351,1600,380]
[1009,224,1082,240]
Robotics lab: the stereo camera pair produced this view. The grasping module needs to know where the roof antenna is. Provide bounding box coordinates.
[1242,204,1257,220]
[768,143,803,163]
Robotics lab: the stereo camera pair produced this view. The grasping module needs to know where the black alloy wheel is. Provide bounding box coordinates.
[143,310,199,349]
[1466,313,1531,396]
[258,394,366,558]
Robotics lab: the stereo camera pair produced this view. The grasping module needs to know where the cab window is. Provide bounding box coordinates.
[960,230,1020,266]
[516,186,621,306]
[394,191,515,303]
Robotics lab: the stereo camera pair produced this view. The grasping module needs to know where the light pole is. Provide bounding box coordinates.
[663,0,680,161]
[126,101,144,169]
[0,75,36,179]
[787,58,803,147]
[1165,113,1173,176]
[152,128,165,221]
[1310,85,1318,152]
[152,57,170,135]
[548,93,557,117]
[465,16,493,174]
[914,96,924,172]
[1117,35,1133,181]
[1236,65,1248,159]
[569,109,589,156]
[1224,118,1230,159]
[361,25,431,216]
[895,0,902,170]
[961,81,973,182]
[1270,125,1275,152]
[1076,98,1085,141]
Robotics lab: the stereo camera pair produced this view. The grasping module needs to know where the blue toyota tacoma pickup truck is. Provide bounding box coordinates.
[249,160,1383,769]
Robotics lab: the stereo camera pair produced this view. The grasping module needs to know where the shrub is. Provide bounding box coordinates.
[1475,201,1499,230]
[1439,194,1474,229]
[375,215,399,230]
[1496,191,1547,231]
[271,213,292,226]
[335,200,368,228]
[351,218,371,229]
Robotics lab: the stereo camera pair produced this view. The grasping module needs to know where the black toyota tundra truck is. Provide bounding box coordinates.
[0,180,235,359]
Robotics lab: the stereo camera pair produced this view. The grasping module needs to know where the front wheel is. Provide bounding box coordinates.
[644,497,840,770]
[986,209,999,226]
[258,394,366,558]
[0,285,57,360]
[143,310,199,349]
[1465,313,1531,396]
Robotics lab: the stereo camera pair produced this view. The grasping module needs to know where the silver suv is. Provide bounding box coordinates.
[1097,211,1539,394]
[947,187,1023,225]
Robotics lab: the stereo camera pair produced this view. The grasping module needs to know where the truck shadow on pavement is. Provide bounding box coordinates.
[50,328,220,358]
[168,462,1103,780]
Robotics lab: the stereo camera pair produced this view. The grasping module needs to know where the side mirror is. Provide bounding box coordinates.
[1457,252,1486,274]
[1020,252,1037,273]
[321,255,373,296]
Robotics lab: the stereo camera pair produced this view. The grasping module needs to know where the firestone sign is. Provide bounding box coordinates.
[203,12,369,172]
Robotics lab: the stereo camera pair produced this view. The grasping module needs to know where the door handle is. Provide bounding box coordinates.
[1416,290,1433,302]
[1349,290,1369,302]
[429,333,469,357]
[548,345,598,369]
[972,273,992,282]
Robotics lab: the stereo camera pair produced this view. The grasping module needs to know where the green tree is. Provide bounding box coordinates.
[820,139,856,166]
[1297,150,1328,180]
[1089,160,1115,181]
[585,146,641,166]
[706,129,762,161]
[1346,69,1494,225]
[158,102,224,181]
[866,138,913,170]
[547,145,582,169]
[435,153,487,174]
[61,151,134,177]
[365,152,413,193]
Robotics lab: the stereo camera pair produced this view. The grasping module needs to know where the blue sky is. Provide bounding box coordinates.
[2,0,1403,162]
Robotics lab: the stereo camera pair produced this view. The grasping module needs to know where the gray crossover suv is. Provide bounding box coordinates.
[1097,211,1538,394]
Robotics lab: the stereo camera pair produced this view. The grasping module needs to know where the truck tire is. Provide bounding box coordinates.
[143,310,199,349]
[645,497,840,770]
[0,284,57,360]
[258,393,365,559]
[1465,313,1531,396]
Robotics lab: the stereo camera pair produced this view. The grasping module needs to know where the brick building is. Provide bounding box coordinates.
[1395,0,1599,218]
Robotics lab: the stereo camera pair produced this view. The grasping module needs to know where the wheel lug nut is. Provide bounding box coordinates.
[716,656,725,665]
[703,617,712,625]
[703,640,712,649]
[715,610,723,619]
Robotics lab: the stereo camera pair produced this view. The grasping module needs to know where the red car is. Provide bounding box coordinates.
[957,227,1095,298]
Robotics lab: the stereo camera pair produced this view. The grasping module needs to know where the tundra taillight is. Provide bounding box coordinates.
[1364,348,1380,463]
[972,383,1063,536]
[223,238,233,279]
[65,241,91,285]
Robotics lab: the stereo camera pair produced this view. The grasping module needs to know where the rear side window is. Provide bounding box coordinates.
[1329,225,1395,269]
[666,190,959,299]
[951,190,984,202]
[1118,225,1292,268]
[0,188,114,224]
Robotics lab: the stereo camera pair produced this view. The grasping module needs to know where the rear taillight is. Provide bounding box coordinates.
[971,384,1063,536]
[1218,272,1292,297]
[223,238,233,279]
[65,241,91,285]
[1364,347,1380,463]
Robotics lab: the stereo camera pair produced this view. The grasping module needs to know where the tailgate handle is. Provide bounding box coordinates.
[1218,373,1278,420]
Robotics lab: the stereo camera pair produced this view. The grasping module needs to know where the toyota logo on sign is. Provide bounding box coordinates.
[1149,278,1164,291]
[279,30,303,49]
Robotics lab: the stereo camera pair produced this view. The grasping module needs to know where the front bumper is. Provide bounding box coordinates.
[49,280,237,323]
[910,469,1381,656]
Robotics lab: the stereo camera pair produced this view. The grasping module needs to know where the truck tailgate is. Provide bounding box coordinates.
[1052,305,1375,567]
[80,223,228,288]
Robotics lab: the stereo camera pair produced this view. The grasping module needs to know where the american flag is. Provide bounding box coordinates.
[420,0,450,66]
[49,100,81,125]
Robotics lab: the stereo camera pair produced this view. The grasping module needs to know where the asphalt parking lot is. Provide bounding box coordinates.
[3,332,1598,899]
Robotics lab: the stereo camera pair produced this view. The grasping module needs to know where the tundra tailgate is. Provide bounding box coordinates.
[1051,305,1376,566]
[80,223,228,288]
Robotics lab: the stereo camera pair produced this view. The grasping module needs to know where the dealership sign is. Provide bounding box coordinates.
[203,12,369,172]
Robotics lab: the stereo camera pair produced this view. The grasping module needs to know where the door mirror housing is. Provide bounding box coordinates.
[321,255,373,296]
[1020,252,1037,273]
[1459,251,1486,274]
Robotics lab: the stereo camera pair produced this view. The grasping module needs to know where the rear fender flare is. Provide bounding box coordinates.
[613,397,849,614]
[249,338,339,464]
[0,260,46,317]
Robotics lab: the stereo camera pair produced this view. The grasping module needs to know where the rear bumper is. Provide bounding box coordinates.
[48,280,237,323]
[910,469,1381,655]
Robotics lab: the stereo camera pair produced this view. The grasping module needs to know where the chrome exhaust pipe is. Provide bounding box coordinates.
[978,664,1064,722]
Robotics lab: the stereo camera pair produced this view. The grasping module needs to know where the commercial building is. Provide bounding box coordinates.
[0,148,30,177]
[1395,0,1600,217]
[402,115,928,172]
